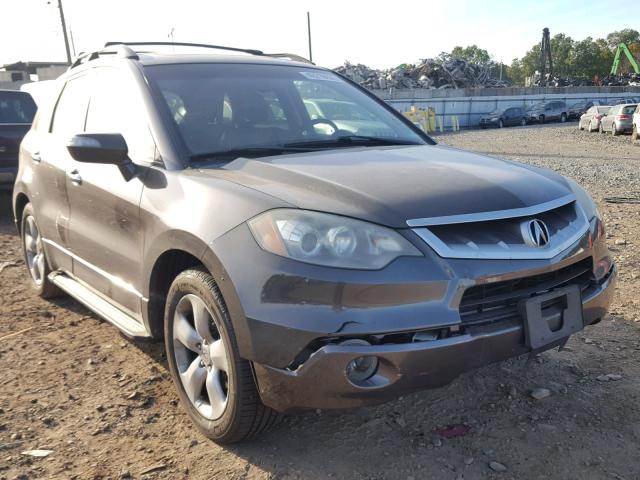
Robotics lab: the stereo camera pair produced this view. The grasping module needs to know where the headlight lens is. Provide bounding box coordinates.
[248,209,422,269]
[565,178,599,220]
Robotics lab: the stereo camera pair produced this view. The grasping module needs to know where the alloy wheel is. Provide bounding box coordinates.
[172,293,230,420]
[23,215,45,285]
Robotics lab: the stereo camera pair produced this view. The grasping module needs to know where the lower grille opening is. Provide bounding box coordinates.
[459,258,594,327]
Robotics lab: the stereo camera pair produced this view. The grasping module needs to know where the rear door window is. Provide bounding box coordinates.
[50,74,91,137]
[0,91,36,124]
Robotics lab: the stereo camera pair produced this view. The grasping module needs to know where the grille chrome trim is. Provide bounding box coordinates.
[411,200,590,260]
[406,194,576,227]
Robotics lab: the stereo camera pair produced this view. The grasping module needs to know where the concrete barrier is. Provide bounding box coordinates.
[377,86,640,130]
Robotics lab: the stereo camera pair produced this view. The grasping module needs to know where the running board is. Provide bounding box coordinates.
[50,273,150,338]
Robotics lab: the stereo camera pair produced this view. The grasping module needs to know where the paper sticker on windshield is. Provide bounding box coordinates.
[299,71,340,82]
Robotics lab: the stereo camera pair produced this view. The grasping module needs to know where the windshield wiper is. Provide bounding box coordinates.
[189,146,313,163]
[284,135,421,149]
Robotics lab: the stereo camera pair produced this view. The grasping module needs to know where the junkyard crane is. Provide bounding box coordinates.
[538,27,553,86]
[610,42,640,75]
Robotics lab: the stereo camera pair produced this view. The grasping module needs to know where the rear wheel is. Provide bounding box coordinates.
[520,118,527,127]
[539,115,545,124]
[588,121,595,133]
[20,203,61,298]
[164,267,278,443]
[499,119,504,128]
[612,124,619,136]
[632,125,638,143]
[599,123,604,134]
[560,113,567,123]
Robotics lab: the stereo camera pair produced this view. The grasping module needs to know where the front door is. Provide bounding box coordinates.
[65,67,157,320]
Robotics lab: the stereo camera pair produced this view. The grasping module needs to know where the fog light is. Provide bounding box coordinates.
[340,339,378,383]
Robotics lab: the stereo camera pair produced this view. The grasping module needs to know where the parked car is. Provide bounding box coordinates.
[632,104,640,142]
[0,90,37,190]
[13,42,616,443]
[479,107,527,128]
[525,100,568,123]
[599,104,637,135]
[568,100,594,119]
[578,106,611,132]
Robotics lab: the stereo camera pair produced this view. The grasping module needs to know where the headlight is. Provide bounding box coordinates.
[565,178,599,220]
[248,209,422,269]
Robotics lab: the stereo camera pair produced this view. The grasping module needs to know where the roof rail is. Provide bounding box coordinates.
[104,41,264,56]
[265,53,314,65]
[69,44,138,70]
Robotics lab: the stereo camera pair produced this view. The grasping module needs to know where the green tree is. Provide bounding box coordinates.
[606,29,640,48]
[450,45,491,64]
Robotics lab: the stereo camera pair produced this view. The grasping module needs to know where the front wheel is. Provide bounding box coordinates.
[164,267,278,443]
[560,113,567,123]
[21,203,61,298]
[599,123,604,134]
[538,115,545,124]
[632,125,638,143]
[520,118,527,127]
[499,119,504,128]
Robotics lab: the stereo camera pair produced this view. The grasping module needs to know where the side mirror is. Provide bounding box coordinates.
[67,133,136,181]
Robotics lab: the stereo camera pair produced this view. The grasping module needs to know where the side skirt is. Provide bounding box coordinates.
[49,272,151,339]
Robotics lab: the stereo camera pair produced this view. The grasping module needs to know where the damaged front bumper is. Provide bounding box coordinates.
[254,265,616,412]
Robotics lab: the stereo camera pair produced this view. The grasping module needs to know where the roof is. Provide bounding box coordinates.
[66,42,320,73]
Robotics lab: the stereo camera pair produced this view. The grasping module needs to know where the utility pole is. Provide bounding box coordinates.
[51,0,72,64]
[307,11,313,63]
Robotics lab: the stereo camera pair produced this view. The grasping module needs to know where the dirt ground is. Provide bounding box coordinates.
[1,124,639,480]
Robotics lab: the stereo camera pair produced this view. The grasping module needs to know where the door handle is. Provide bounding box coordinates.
[31,151,42,163]
[68,169,82,185]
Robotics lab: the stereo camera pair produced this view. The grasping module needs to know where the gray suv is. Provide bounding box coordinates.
[526,100,568,123]
[13,42,616,443]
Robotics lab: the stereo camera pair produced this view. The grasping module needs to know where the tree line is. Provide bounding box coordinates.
[450,29,640,86]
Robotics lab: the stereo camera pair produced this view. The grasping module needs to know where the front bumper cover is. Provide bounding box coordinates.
[254,265,615,412]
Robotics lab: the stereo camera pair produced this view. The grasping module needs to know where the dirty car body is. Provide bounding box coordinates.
[13,46,615,422]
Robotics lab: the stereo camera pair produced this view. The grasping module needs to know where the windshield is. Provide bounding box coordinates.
[0,91,36,124]
[144,63,426,160]
[488,109,504,115]
[622,105,637,114]
[597,107,611,114]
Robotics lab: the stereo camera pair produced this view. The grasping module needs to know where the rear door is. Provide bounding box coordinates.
[26,73,91,272]
[65,66,156,320]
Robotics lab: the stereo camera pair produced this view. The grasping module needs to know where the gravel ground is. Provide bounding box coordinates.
[1,124,639,480]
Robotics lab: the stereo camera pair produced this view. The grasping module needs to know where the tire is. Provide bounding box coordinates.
[599,123,604,134]
[164,267,278,444]
[588,121,594,133]
[539,115,545,124]
[499,119,504,128]
[560,113,567,123]
[612,124,619,136]
[520,118,527,127]
[20,203,61,298]
[632,125,638,143]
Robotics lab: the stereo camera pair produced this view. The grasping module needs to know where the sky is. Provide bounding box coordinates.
[2,0,639,69]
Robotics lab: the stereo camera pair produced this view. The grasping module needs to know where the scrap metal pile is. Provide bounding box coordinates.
[334,55,510,90]
[600,73,640,86]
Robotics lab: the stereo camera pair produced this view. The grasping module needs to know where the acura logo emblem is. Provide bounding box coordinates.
[521,219,550,247]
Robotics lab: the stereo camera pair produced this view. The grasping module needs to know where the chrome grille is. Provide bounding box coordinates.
[411,200,590,260]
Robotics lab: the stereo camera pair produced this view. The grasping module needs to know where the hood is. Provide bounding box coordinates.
[200,145,572,228]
